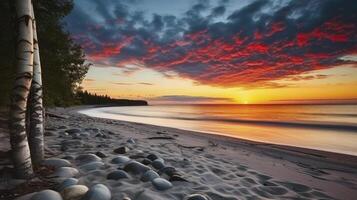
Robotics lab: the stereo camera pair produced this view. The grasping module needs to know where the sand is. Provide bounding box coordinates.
[1,106,357,200]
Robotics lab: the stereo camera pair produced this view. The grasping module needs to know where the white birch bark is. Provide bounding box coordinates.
[28,3,44,166]
[9,0,34,179]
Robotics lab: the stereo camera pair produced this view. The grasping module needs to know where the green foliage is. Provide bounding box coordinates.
[78,90,148,106]
[0,0,90,107]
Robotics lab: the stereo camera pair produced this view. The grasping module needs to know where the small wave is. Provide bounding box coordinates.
[105,111,357,132]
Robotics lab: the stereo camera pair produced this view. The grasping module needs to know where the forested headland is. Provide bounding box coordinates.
[0,0,147,107]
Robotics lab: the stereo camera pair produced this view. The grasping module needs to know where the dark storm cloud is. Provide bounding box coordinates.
[211,6,226,17]
[66,0,357,87]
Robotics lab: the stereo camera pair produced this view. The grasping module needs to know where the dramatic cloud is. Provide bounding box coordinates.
[66,0,357,88]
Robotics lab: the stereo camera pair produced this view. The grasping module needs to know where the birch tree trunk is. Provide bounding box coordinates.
[28,4,44,166]
[9,0,34,179]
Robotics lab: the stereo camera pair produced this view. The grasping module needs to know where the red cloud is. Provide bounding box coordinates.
[76,17,356,88]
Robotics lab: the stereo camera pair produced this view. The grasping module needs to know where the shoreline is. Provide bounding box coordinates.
[68,106,357,199]
[79,105,357,159]
[1,105,357,200]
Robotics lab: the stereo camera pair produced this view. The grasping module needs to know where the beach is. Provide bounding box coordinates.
[1,106,357,200]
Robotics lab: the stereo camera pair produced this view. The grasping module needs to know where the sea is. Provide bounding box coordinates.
[80,104,357,156]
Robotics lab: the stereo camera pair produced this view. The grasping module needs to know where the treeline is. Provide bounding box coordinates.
[78,91,148,106]
[0,0,89,107]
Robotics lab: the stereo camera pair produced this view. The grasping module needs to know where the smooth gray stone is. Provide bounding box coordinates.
[30,190,62,200]
[141,158,152,165]
[60,185,88,200]
[59,132,69,137]
[152,159,165,170]
[127,138,135,144]
[82,184,111,200]
[123,161,150,175]
[141,170,159,182]
[14,192,37,200]
[113,146,129,154]
[111,156,130,164]
[52,167,79,178]
[75,154,102,164]
[79,162,104,172]
[184,194,209,200]
[146,154,158,161]
[154,157,164,163]
[42,158,71,168]
[57,178,79,192]
[95,152,107,158]
[66,128,81,134]
[151,178,172,191]
[107,170,129,180]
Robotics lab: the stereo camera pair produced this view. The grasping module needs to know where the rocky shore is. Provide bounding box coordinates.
[1,106,357,200]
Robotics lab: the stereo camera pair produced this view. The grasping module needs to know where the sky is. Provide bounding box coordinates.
[65,0,357,104]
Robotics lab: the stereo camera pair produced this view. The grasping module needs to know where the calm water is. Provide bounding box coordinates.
[80,104,357,155]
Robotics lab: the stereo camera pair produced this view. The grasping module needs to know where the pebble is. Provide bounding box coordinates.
[152,159,165,170]
[42,158,71,168]
[95,151,107,158]
[79,162,104,172]
[141,170,159,182]
[60,185,88,200]
[141,158,152,165]
[127,138,135,144]
[107,170,129,180]
[151,178,173,191]
[184,194,209,200]
[57,178,79,192]
[59,132,69,137]
[30,190,62,200]
[14,192,37,200]
[82,184,111,200]
[113,146,129,154]
[123,161,151,175]
[52,167,79,178]
[75,154,102,164]
[111,156,130,164]
[147,154,159,161]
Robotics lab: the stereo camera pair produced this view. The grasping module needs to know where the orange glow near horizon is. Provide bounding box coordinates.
[81,64,357,105]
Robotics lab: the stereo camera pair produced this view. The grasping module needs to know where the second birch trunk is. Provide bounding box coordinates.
[28,4,44,166]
